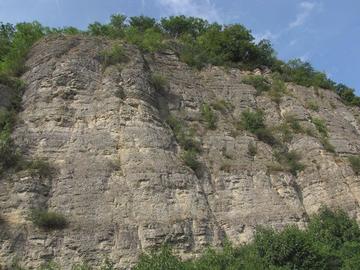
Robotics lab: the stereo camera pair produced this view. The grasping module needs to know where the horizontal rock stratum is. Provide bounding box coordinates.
[1,35,360,269]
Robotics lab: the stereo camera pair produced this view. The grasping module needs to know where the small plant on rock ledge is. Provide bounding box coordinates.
[306,99,320,112]
[150,72,168,92]
[311,117,335,153]
[211,99,234,114]
[200,103,217,130]
[29,209,67,230]
[248,142,257,157]
[284,114,304,134]
[99,44,127,67]
[268,77,287,104]
[71,262,92,270]
[25,158,54,179]
[38,261,61,270]
[239,109,265,133]
[271,150,305,176]
[239,109,278,146]
[167,114,202,171]
[242,75,271,95]
[348,155,360,175]
[182,149,200,171]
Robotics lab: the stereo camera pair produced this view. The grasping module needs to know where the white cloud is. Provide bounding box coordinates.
[253,30,279,43]
[289,1,317,29]
[157,0,220,22]
[300,52,311,62]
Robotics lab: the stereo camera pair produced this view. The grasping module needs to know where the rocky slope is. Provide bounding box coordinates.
[1,35,360,269]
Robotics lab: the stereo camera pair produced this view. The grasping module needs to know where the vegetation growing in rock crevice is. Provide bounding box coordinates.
[306,99,320,112]
[29,209,67,230]
[268,76,287,104]
[26,158,54,179]
[242,75,270,95]
[99,43,127,67]
[348,155,360,175]
[211,99,234,114]
[247,142,257,157]
[200,103,217,130]
[239,109,278,146]
[311,117,336,153]
[242,74,287,104]
[272,150,305,176]
[239,109,305,175]
[167,115,201,171]
[150,72,168,92]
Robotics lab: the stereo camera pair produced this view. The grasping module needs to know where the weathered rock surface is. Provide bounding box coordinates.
[1,35,360,269]
[0,84,13,110]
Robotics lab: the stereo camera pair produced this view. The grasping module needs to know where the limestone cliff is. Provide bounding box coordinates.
[1,35,360,269]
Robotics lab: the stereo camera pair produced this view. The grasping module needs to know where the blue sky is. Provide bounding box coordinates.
[0,0,359,94]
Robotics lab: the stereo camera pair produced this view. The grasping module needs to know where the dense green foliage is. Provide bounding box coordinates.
[277,59,334,89]
[0,22,45,76]
[29,209,67,230]
[335,84,360,106]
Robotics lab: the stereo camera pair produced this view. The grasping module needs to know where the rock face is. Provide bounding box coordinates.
[1,35,360,269]
[0,84,13,110]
